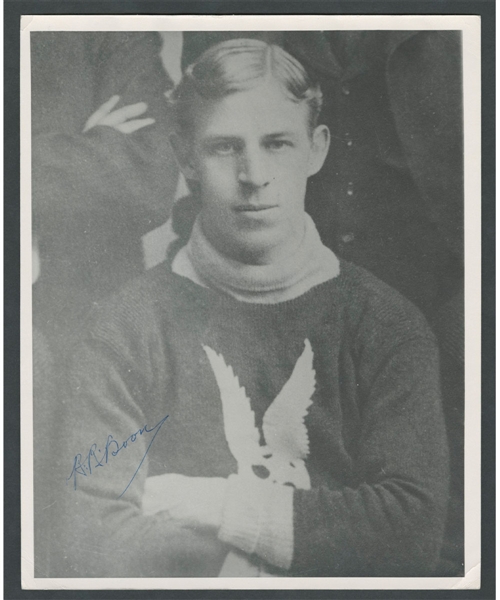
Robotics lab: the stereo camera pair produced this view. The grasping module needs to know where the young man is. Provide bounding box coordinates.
[58,39,449,578]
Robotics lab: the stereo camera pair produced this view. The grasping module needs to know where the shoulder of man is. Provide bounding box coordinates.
[336,259,436,345]
[81,264,177,344]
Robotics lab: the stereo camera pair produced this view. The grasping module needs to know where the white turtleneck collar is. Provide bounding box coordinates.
[172,213,340,304]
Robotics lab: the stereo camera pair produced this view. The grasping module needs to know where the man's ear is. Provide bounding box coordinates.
[170,131,198,180]
[307,124,330,177]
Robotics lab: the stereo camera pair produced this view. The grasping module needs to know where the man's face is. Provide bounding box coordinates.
[184,79,329,265]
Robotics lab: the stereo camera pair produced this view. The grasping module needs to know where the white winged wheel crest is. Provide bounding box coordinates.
[203,339,316,491]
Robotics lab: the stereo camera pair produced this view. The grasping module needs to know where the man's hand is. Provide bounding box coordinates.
[143,473,228,531]
[83,95,155,134]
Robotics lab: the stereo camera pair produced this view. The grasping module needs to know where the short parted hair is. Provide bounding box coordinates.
[171,38,323,136]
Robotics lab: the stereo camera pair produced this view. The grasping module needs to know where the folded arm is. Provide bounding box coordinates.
[58,334,228,577]
[141,337,449,577]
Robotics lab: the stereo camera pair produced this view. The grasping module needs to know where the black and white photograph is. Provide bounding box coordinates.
[20,14,481,590]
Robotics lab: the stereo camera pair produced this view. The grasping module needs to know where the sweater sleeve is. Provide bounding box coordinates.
[57,312,228,577]
[218,473,294,570]
[291,327,450,576]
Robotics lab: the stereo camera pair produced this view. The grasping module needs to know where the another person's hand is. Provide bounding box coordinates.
[143,473,228,530]
[83,95,155,134]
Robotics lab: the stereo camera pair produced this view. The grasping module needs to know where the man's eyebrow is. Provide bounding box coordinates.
[199,132,299,146]
[201,135,241,143]
[264,132,298,139]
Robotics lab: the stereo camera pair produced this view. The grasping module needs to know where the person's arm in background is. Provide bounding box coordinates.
[386,30,463,263]
[32,32,179,237]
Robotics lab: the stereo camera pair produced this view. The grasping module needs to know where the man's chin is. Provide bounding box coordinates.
[225,230,298,266]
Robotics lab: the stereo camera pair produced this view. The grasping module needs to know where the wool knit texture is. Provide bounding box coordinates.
[57,260,449,578]
[172,213,340,303]
[218,473,294,573]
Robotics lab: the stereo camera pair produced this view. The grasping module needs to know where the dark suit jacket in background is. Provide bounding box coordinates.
[32,32,179,344]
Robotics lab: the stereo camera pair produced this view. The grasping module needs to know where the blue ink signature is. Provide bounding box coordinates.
[66,414,169,498]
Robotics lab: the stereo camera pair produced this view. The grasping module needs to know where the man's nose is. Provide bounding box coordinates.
[237,149,270,188]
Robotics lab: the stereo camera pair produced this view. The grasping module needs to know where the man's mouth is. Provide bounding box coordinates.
[234,204,278,212]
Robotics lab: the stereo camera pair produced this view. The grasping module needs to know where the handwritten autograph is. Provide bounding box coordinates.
[66,414,169,498]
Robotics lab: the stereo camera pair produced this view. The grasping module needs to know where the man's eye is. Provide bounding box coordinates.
[266,140,291,151]
[210,142,238,155]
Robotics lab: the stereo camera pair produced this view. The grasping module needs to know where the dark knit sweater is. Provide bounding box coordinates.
[58,260,449,578]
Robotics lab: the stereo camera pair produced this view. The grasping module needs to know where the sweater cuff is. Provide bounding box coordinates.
[218,473,294,571]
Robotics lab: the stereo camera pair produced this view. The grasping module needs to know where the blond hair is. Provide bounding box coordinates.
[171,38,323,136]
